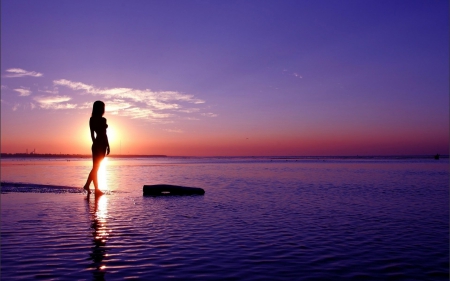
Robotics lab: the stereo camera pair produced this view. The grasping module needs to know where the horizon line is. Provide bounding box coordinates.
[0,152,447,159]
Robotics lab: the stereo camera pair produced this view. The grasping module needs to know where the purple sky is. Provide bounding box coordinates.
[1,0,448,156]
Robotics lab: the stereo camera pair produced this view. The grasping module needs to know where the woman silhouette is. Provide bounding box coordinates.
[83,101,110,196]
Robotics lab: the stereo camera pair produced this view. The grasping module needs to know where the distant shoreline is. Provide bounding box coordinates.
[0,153,447,159]
[0,153,167,159]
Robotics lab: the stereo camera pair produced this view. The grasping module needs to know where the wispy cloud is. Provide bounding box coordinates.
[53,79,204,109]
[179,108,200,113]
[5,68,43,78]
[202,112,218,117]
[282,69,303,79]
[106,100,170,120]
[165,128,183,133]
[33,95,76,109]
[53,79,93,92]
[34,95,71,104]
[4,74,215,121]
[14,88,31,96]
[105,99,133,112]
[120,108,171,119]
[38,86,59,94]
[53,79,211,120]
[77,102,93,109]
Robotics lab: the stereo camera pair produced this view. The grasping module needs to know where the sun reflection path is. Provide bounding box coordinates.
[95,196,109,243]
[89,195,110,278]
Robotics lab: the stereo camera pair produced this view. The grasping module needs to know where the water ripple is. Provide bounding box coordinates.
[1,159,448,280]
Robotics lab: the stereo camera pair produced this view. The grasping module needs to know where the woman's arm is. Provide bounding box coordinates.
[106,135,110,155]
[105,118,110,155]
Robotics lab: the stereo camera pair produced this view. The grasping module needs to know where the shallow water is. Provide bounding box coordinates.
[1,157,449,280]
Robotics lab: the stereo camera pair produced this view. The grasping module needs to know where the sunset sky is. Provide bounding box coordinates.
[1,0,448,156]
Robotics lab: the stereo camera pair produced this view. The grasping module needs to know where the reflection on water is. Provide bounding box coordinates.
[87,196,109,280]
[1,158,448,280]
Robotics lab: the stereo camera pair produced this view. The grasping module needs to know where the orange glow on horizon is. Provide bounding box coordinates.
[0,118,448,156]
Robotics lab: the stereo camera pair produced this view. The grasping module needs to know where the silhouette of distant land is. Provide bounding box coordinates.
[0,153,167,159]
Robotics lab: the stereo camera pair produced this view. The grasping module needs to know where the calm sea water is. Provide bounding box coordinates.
[1,157,448,280]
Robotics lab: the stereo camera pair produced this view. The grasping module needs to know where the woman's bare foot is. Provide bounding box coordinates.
[95,189,104,196]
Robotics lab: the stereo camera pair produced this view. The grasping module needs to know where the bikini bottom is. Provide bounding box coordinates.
[92,143,107,161]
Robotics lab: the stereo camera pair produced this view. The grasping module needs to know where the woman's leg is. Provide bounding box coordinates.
[83,151,101,193]
[92,162,100,191]
[83,169,94,192]
[93,154,105,196]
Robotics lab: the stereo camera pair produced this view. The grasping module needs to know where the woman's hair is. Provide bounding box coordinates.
[92,101,105,117]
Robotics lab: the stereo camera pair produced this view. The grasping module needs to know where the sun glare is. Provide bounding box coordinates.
[107,126,116,144]
[98,157,108,191]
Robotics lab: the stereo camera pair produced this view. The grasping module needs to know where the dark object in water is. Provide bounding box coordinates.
[434,154,440,160]
[143,184,205,196]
